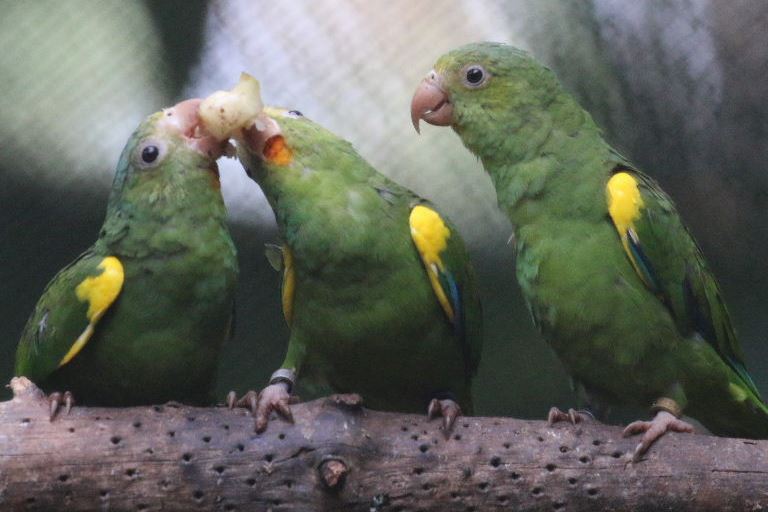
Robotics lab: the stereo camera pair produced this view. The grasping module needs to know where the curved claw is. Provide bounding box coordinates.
[622,410,695,462]
[226,390,237,409]
[427,398,462,437]
[547,406,593,426]
[48,391,74,421]
[227,390,259,415]
[255,383,294,434]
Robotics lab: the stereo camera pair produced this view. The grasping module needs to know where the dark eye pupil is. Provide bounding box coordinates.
[288,110,303,117]
[466,67,484,84]
[141,145,159,163]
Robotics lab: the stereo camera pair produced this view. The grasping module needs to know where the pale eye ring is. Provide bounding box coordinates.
[136,139,167,169]
[463,65,488,88]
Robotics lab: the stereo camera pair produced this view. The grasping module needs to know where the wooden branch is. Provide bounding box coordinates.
[1,378,766,511]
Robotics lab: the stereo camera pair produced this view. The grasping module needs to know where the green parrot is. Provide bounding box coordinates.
[227,106,482,433]
[411,42,768,459]
[15,99,239,412]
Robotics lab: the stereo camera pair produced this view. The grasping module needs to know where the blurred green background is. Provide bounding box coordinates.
[1,0,766,421]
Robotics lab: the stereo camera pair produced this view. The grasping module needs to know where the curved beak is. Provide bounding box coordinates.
[243,112,282,157]
[242,112,293,166]
[158,98,229,159]
[410,70,453,133]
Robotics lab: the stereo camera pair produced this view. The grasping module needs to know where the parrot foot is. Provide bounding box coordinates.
[622,410,695,462]
[547,407,593,426]
[226,390,258,415]
[48,391,75,421]
[427,398,462,437]
[254,383,294,434]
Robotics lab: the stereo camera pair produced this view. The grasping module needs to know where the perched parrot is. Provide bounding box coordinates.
[411,42,768,459]
[220,103,482,433]
[14,99,239,412]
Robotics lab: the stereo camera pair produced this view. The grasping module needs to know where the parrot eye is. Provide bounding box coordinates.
[463,65,488,88]
[142,146,159,163]
[286,110,303,118]
[136,140,167,169]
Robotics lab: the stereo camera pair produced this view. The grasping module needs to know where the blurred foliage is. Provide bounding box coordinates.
[0,0,171,188]
[147,0,209,94]
[1,0,766,422]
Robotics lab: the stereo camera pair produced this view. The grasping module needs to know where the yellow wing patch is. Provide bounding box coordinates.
[606,172,649,279]
[607,172,644,236]
[59,256,124,367]
[409,205,454,322]
[281,246,295,326]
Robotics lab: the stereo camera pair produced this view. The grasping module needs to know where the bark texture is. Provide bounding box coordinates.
[1,378,767,511]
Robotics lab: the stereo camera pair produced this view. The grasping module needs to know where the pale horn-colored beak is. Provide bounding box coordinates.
[242,112,282,158]
[241,111,294,166]
[410,70,453,133]
[159,98,229,159]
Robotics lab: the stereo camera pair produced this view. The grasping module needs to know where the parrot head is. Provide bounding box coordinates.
[107,98,230,214]
[411,42,562,155]
[193,73,360,190]
[237,107,358,185]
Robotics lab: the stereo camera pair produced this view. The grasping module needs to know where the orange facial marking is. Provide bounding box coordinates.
[263,135,293,165]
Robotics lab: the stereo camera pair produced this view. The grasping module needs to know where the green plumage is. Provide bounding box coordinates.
[428,42,768,438]
[15,109,238,406]
[239,109,481,413]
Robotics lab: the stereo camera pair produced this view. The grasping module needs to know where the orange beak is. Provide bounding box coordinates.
[410,70,453,133]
